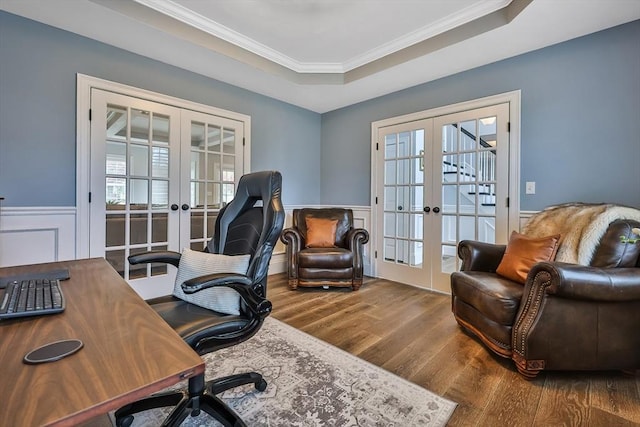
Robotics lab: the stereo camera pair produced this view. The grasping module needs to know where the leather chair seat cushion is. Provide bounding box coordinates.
[298,247,353,268]
[451,271,524,325]
[298,267,354,280]
[147,295,248,350]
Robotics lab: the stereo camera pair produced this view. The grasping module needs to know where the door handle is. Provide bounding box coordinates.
[181,204,190,211]
[171,204,179,211]
[433,206,440,213]
[423,206,430,213]
[397,206,403,211]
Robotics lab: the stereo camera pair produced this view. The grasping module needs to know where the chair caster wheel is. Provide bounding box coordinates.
[116,415,134,427]
[256,378,268,392]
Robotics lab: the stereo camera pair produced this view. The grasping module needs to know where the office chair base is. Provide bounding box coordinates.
[115,372,266,427]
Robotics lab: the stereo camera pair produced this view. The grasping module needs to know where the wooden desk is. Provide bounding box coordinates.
[0,258,205,427]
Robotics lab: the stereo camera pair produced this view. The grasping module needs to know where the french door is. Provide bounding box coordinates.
[374,102,511,292]
[89,89,245,299]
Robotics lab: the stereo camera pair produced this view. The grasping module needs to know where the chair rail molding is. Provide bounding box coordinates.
[0,206,76,267]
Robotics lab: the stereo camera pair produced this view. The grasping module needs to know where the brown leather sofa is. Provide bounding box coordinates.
[280,208,369,290]
[451,217,640,378]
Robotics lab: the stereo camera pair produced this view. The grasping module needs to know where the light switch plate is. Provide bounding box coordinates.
[525,181,536,195]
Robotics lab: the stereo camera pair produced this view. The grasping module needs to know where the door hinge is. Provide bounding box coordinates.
[89,192,92,203]
[374,250,378,259]
[506,197,510,208]
[507,121,510,132]
[242,137,245,146]
[375,196,378,204]
[376,142,379,150]
[89,109,92,121]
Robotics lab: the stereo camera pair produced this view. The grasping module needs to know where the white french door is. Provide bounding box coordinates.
[88,89,245,299]
[374,102,512,293]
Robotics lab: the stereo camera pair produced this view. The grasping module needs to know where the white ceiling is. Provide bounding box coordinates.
[2,0,639,113]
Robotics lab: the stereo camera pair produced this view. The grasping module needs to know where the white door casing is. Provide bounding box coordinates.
[77,75,250,299]
[371,91,520,293]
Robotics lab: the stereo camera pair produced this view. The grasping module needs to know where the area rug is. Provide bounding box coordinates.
[125,317,457,426]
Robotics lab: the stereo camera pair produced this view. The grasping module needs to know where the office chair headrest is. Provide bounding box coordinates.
[211,171,284,257]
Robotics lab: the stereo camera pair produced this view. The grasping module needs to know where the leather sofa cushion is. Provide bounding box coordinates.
[298,247,353,268]
[305,217,338,248]
[451,271,524,325]
[496,231,560,284]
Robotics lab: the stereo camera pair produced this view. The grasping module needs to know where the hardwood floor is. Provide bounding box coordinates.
[267,274,640,427]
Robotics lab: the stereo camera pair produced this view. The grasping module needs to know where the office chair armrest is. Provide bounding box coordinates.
[128,251,182,268]
[182,273,272,317]
[182,273,252,293]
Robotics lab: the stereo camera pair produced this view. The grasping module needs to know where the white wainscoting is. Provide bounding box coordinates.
[268,205,372,276]
[2,205,532,276]
[0,207,77,268]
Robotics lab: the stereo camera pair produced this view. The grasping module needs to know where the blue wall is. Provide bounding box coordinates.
[321,20,640,210]
[0,11,321,207]
[1,11,639,211]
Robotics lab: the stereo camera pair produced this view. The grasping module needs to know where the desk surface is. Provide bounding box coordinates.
[0,258,205,427]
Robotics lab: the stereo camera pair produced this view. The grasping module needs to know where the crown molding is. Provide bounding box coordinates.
[134,0,511,74]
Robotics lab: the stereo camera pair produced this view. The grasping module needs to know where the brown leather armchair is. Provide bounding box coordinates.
[450,210,640,378]
[280,208,369,291]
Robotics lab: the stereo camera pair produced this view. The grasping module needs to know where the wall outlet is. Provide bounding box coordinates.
[525,181,536,195]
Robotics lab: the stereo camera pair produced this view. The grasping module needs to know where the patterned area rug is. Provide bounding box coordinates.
[125,317,457,426]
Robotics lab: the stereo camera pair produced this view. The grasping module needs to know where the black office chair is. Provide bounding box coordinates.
[115,170,285,427]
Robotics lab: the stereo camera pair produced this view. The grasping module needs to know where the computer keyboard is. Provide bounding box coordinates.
[0,278,66,320]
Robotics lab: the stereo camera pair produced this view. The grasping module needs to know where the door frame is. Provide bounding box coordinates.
[370,90,521,281]
[76,74,251,259]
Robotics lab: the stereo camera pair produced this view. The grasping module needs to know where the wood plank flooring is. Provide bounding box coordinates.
[267,274,640,427]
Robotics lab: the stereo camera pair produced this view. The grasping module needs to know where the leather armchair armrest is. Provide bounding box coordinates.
[346,227,370,250]
[457,240,506,272]
[346,227,369,282]
[128,251,182,268]
[182,273,272,318]
[527,262,640,302]
[280,227,303,251]
[280,228,302,281]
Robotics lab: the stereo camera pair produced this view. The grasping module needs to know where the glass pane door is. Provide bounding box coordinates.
[431,103,509,291]
[376,119,432,287]
[180,111,245,252]
[90,89,181,298]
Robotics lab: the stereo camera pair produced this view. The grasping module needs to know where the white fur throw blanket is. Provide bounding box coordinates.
[522,203,640,265]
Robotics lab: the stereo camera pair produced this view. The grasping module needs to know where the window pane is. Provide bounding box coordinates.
[130,179,148,209]
[106,214,125,247]
[191,122,205,149]
[207,125,221,152]
[191,151,206,180]
[129,144,148,176]
[151,180,168,209]
[106,105,127,139]
[130,213,148,245]
[208,153,221,181]
[106,177,126,207]
[152,147,169,178]
[131,109,150,143]
[106,141,127,175]
[223,129,235,154]
[152,113,170,145]
[191,211,205,239]
[152,213,168,243]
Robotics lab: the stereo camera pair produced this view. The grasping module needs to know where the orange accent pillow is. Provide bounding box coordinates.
[305,217,338,248]
[496,231,561,284]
